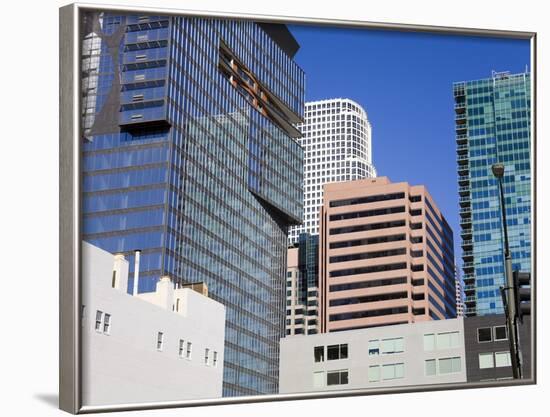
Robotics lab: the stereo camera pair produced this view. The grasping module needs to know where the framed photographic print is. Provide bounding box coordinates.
[59,2,536,413]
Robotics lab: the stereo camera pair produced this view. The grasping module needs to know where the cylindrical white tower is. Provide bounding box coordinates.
[289,98,377,244]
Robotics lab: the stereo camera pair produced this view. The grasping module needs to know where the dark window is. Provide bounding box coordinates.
[409,195,421,202]
[330,306,408,322]
[410,236,423,244]
[411,250,423,258]
[330,292,408,307]
[494,326,507,341]
[314,346,324,362]
[410,209,422,216]
[330,262,407,278]
[413,308,425,315]
[330,220,406,236]
[329,192,404,208]
[329,247,406,264]
[329,206,405,221]
[329,276,407,292]
[412,278,425,286]
[327,344,348,360]
[411,223,423,230]
[478,327,492,342]
[327,370,349,385]
[329,234,406,249]
[411,264,424,272]
[412,292,425,301]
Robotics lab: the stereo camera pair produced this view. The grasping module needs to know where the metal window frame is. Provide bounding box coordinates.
[59,2,537,414]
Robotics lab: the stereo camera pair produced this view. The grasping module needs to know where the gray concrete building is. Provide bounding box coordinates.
[463,314,532,382]
[279,318,466,393]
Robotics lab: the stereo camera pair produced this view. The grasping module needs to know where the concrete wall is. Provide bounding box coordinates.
[280,318,466,393]
[81,242,225,406]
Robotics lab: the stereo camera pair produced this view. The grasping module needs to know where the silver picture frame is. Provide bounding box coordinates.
[59,2,537,413]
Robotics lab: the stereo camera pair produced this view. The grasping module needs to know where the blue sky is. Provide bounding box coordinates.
[288,24,530,262]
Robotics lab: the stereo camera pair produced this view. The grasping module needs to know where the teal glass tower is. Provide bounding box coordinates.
[454,71,531,317]
[80,12,305,396]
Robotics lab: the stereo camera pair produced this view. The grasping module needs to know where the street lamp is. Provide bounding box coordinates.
[492,162,522,379]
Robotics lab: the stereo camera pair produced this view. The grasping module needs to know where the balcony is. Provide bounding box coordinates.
[458,174,470,186]
[453,83,465,97]
[454,102,466,114]
[463,261,474,270]
[457,154,469,165]
[464,283,476,292]
[459,206,471,215]
[457,164,469,176]
[455,113,467,123]
[462,250,473,259]
[461,228,472,239]
[458,186,470,196]
[456,134,468,144]
[464,295,477,304]
[456,143,468,153]
[456,124,467,134]
[459,196,471,207]
[460,217,472,227]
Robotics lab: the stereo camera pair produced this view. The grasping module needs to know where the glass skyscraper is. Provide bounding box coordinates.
[453,71,531,317]
[80,12,305,396]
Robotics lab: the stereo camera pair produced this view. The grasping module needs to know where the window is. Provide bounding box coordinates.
[156,332,164,351]
[368,340,380,356]
[327,344,348,360]
[424,334,435,351]
[204,348,210,365]
[478,327,492,342]
[179,339,185,358]
[327,370,349,386]
[495,351,512,367]
[313,371,325,388]
[111,271,117,288]
[436,332,460,349]
[382,363,404,380]
[438,357,461,374]
[479,352,494,369]
[213,351,219,367]
[175,298,180,312]
[95,310,103,332]
[494,326,507,341]
[103,314,111,334]
[314,346,324,362]
[381,337,404,354]
[425,359,436,376]
[368,366,380,382]
[186,342,192,359]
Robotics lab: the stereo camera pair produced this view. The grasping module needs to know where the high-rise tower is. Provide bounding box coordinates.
[319,177,457,332]
[80,12,305,396]
[453,71,531,317]
[288,98,376,244]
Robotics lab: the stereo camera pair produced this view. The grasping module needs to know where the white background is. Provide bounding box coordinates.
[0,0,547,415]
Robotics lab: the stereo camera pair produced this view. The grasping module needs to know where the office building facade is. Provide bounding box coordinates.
[319,177,457,333]
[463,314,531,382]
[288,98,376,244]
[82,242,226,405]
[454,71,531,316]
[279,318,467,393]
[286,233,320,336]
[80,12,305,396]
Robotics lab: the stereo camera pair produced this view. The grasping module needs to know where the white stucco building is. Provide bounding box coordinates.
[279,318,467,393]
[81,242,226,406]
[288,98,377,243]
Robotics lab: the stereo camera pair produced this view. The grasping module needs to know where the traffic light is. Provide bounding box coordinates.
[513,270,531,322]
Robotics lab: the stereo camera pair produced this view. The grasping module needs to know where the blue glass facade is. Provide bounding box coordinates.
[81,12,305,396]
[454,71,531,317]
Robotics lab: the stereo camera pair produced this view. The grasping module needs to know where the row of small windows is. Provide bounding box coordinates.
[156,331,219,366]
[425,357,461,376]
[479,351,511,369]
[314,344,348,362]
